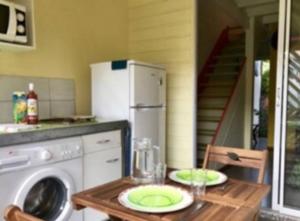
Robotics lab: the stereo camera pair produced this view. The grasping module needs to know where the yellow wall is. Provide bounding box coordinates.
[0,0,128,114]
[128,0,196,168]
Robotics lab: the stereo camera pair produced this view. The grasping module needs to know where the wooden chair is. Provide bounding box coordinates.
[203,144,268,184]
[4,205,44,221]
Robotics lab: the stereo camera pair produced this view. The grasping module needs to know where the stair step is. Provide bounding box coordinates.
[197,135,213,144]
[215,53,244,59]
[197,129,215,136]
[209,71,239,76]
[197,121,218,130]
[197,142,208,150]
[228,27,244,36]
[198,109,223,118]
[209,62,241,68]
[199,93,229,102]
[199,94,229,98]
[209,65,240,73]
[201,86,232,95]
[229,36,245,42]
[198,82,234,87]
[204,78,236,84]
[225,44,245,50]
[213,57,244,65]
[199,104,224,110]
[198,116,221,122]
[222,46,245,53]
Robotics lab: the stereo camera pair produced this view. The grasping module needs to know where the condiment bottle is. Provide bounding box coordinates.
[27,83,38,124]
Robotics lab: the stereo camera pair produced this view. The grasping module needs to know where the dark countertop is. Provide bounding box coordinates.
[0,120,128,147]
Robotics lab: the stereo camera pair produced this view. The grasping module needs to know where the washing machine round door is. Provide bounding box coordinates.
[14,168,75,221]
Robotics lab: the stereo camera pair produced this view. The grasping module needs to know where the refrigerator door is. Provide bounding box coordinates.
[91,62,130,120]
[130,107,166,163]
[129,64,166,107]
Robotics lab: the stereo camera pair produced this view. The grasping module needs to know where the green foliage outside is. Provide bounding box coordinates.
[259,61,270,137]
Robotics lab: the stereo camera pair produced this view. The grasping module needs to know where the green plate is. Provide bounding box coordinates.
[176,169,219,182]
[169,169,228,186]
[118,185,193,213]
[128,186,183,208]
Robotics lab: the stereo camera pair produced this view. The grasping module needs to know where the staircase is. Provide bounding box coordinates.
[197,27,246,165]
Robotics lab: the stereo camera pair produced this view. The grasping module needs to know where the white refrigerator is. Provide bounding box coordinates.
[91,60,166,170]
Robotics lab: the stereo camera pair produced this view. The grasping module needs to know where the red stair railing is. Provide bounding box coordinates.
[197,27,230,93]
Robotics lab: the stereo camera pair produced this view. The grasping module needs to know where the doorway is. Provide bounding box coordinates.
[252,60,270,151]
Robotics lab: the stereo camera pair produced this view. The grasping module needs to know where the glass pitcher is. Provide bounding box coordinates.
[131,138,160,184]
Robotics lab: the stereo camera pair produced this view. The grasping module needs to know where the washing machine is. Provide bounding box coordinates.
[0,137,83,221]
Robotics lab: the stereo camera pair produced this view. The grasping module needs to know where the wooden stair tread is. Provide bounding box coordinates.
[197,130,215,136]
[198,82,234,87]
[209,62,241,67]
[224,44,245,49]
[199,106,224,110]
[222,45,245,51]
[208,72,239,76]
[198,116,221,122]
[215,53,244,58]
[199,94,229,98]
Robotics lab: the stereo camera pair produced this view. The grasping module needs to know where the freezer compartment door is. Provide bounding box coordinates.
[130,107,166,163]
[129,64,166,107]
[91,62,130,120]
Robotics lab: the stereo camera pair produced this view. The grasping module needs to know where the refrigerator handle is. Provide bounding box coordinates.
[159,77,163,86]
[136,103,146,108]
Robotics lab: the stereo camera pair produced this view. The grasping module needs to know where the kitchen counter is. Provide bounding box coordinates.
[0,120,128,147]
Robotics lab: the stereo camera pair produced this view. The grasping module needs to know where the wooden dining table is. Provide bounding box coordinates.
[72,175,270,221]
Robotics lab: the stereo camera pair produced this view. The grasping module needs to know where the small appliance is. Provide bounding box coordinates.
[0,0,27,43]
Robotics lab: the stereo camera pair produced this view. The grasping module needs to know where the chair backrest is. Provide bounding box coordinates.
[4,205,44,221]
[203,144,268,184]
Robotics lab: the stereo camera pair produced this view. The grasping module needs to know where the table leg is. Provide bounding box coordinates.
[109,215,123,221]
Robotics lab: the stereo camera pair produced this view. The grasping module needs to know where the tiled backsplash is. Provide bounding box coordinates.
[0,75,75,123]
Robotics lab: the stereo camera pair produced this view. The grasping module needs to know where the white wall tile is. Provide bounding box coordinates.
[0,76,51,101]
[0,76,27,101]
[50,101,75,118]
[0,102,13,123]
[39,101,50,120]
[49,79,75,100]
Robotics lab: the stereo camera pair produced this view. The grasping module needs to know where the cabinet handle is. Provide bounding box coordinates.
[106,158,120,164]
[97,139,111,144]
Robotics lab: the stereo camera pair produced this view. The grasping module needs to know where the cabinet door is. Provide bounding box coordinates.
[84,147,122,221]
[82,130,121,153]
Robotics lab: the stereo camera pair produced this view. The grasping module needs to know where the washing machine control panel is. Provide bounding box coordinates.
[0,137,83,173]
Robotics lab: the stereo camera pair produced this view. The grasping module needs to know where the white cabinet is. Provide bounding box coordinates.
[82,130,122,221]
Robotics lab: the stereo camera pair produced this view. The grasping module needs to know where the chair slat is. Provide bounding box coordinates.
[208,145,267,159]
[208,155,263,169]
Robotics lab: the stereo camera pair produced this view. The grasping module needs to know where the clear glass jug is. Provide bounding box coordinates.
[131,138,160,184]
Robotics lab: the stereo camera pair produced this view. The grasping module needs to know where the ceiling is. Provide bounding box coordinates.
[233,0,279,24]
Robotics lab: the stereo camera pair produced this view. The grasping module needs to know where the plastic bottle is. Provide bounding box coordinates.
[27,83,38,124]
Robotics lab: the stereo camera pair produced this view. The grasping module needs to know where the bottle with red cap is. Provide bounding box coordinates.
[27,83,38,124]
